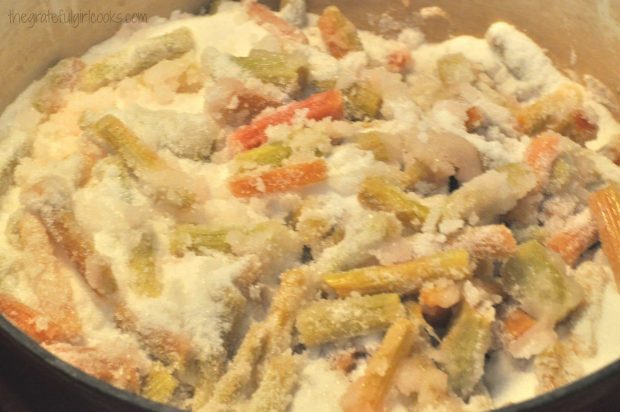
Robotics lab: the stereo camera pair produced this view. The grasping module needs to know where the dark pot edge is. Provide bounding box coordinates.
[3,312,620,411]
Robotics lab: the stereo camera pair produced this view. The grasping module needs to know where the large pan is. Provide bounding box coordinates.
[0,0,619,410]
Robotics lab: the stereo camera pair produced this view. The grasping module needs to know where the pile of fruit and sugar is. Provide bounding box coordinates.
[1,1,620,411]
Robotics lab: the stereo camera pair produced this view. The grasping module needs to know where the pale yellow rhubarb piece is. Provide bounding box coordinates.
[295,293,405,346]
[207,269,308,407]
[264,268,309,354]
[247,352,299,412]
[518,83,598,145]
[323,249,472,297]
[502,240,583,323]
[345,82,383,120]
[517,83,582,135]
[170,224,231,255]
[208,323,269,406]
[191,355,227,410]
[358,177,429,228]
[0,128,33,197]
[234,143,292,168]
[79,27,195,92]
[190,286,245,408]
[317,5,363,58]
[129,232,162,298]
[437,53,476,86]
[547,155,573,193]
[231,49,308,91]
[90,114,166,171]
[404,159,433,187]
[142,362,179,404]
[439,303,492,398]
[217,286,247,346]
[89,114,195,208]
[33,57,85,114]
[354,132,390,162]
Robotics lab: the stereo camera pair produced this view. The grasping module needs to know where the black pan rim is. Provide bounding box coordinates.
[2,312,620,411]
[0,314,181,412]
